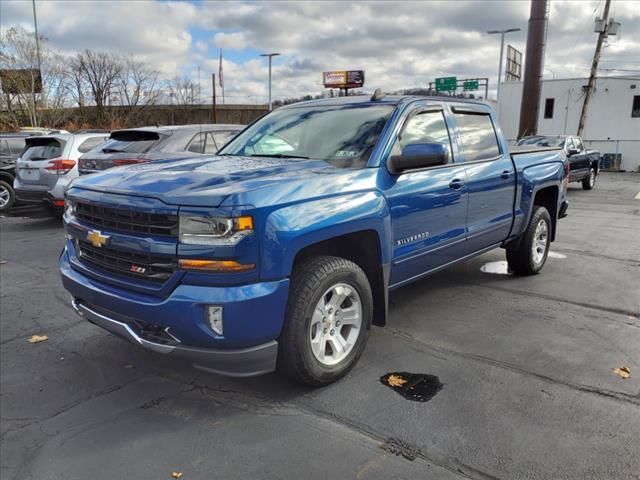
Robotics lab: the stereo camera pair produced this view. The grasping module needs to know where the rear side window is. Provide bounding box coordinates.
[22,139,63,161]
[187,132,206,153]
[455,113,501,162]
[573,137,584,151]
[391,111,452,162]
[77,136,108,153]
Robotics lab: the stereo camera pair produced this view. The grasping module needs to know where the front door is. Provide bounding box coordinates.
[386,108,468,288]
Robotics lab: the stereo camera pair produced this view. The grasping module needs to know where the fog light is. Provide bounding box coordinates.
[207,306,224,335]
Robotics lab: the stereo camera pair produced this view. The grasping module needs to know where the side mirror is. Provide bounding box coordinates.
[389,142,449,174]
[567,148,579,156]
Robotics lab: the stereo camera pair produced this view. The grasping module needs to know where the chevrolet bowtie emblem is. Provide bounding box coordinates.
[87,229,110,248]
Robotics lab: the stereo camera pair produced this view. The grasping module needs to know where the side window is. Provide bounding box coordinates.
[573,137,584,151]
[187,133,205,153]
[78,136,108,153]
[211,131,234,151]
[390,110,452,162]
[454,113,501,162]
[565,137,575,151]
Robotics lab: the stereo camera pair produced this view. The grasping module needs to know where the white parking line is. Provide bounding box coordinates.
[635,192,640,200]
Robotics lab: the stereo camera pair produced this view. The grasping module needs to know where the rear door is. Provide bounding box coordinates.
[452,106,515,252]
[386,104,469,287]
[16,137,67,187]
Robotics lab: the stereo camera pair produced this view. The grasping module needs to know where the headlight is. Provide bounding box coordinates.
[64,199,75,218]
[179,215,253,246]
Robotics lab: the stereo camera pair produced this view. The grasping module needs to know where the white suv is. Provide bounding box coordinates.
[14,132,109,213]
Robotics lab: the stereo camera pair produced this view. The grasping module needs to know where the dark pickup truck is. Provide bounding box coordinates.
[517,135,600,190]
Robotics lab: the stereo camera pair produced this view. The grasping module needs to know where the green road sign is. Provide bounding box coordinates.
[463,80,479,91]
[435,76,457,92]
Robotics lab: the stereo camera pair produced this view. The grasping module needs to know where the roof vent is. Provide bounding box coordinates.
[371,88,386,101]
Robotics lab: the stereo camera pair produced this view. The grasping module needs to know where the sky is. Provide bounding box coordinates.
[1,0,638,104]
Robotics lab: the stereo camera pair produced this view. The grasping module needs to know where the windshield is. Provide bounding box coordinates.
[219,104,394,168]
[516,136,565,148]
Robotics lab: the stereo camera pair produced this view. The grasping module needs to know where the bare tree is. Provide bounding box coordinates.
[112,55,160,125]
[0,26,70,129]
[68,50,122,127]
[166,75,199,106]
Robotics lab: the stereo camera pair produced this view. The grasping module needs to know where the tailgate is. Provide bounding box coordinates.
[17,137,67,186]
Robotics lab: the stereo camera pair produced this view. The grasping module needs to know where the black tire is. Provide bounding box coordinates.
[278,255,373,386]
[506,206,552,275]
[0,180,15,212]
[582,167,596,190]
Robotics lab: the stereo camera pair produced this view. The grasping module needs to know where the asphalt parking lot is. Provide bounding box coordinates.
[1,172,639,480]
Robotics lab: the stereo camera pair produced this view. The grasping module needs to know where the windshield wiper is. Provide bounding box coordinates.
[248,153,310,159]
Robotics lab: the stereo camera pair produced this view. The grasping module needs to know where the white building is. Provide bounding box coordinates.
[498,76,640,172]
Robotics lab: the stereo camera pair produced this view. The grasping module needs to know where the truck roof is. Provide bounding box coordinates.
[282,95,489,109]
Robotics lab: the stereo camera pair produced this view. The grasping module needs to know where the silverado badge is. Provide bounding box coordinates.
[87,229,110,248]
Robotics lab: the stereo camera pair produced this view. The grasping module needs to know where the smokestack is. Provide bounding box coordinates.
[518,0,549,138]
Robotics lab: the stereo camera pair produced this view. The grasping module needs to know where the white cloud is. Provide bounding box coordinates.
[2,0,638,103]
[213,32,248,51]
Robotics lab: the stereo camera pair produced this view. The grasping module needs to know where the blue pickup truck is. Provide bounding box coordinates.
[60,94,568,386]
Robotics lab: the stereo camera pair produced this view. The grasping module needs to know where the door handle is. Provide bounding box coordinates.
[449,178,465,190]
[501,170,512,179]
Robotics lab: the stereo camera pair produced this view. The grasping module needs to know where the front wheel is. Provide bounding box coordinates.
[278,255,373,386]
[582,168,596,190]
[0,180,15,211]
[506,206,552,275]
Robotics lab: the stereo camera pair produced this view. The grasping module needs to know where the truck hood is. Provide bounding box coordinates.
[70,155,337,206]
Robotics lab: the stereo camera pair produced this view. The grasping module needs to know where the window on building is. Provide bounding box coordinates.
[544,98,555,119]
[632,95,640,118]
[454,113,500,162]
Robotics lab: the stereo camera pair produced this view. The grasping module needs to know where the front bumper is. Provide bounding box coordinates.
[60,250,289,377]
[71,299,278,377]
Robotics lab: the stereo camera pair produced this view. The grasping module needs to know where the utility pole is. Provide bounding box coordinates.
[487,28,521,118]
[577,0,611,137]
[31,0,41,127]
[260,53,280,110]
[518,0,550,138]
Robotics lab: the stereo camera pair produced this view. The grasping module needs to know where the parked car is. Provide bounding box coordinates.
[0,133,31,211]
[78,124,243,175]
[516,135,600,190]
[14,132,109,212]
[60,95,568,386]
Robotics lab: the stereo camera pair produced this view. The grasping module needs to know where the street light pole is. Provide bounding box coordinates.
[487,28,521,118]
[260,53,280,110]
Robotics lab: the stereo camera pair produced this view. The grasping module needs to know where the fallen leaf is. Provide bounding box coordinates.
[171,472,183,479]
[387,374,408,388]
[613,366,631,379]
[27,335,48,344]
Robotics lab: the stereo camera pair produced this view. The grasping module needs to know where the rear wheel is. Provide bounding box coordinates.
[0,180,15,211]
[506,206,551,275]
[278,255,372,386]
[582,167,596,190]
